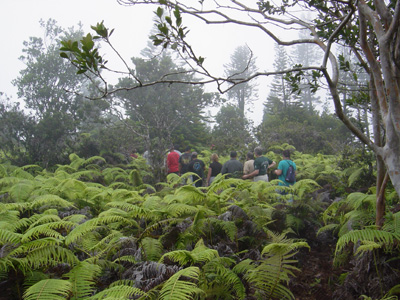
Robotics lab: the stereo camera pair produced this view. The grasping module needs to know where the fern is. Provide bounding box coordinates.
[159,266,203,300]
[90,284,145,299]
[335,229,395,256]
[29,194,75,210]
[141,237,164,261]
[64,261,102,299]
[160,239,219,266]
[23,279,72,300]
[203,257,246,300]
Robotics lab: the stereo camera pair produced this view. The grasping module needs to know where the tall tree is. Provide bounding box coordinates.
[291,28,321,111]
[264,44,294,115]
[12,19,107,166]
[224,45,258,115]
[211,104,253,154]
[113,52,216,179]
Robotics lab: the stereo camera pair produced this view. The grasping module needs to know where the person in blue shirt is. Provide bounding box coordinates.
[274,150,296,186]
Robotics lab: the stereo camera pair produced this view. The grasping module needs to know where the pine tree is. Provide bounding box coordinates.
[224,45,258,115]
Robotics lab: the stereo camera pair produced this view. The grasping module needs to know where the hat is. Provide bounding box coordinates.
[191,152,198,157]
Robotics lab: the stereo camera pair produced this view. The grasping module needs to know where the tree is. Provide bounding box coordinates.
[112,52,215,179]
[224,45,258,115]
[10,19,107,167]
[291,27,322,111]
[61,1,400,224]
[211,104,253,154]
[264,44,296,114]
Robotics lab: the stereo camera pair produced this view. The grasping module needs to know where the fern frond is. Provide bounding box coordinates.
[23,279,72,300]
[9,180,36,201]
[22,221,75,243]
[55,178,87,201]
[141,237,164,261]
[159,266,202,300]
[65,215,128,245]
[83,156,106,166]
[245,255,295,300]
[24,245,79,269]
[354,240,382,255]
[232,259,255,274]
[113,255,137,264]
[335,229,395,255]
[317,223,339,236]
[29,194,75,210]
[11,168,35,180]
[209,219,237,242]
[175,185,206,204]
[91,284,145,299]
[203,258,246,300]
[166,203,199,218]
[0,228,22,244]
[64,261,102,299]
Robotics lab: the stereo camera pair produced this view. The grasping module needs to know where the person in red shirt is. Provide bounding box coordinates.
[166,145,180,175]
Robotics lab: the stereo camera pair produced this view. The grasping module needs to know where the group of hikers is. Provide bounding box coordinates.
[166,145,297,189]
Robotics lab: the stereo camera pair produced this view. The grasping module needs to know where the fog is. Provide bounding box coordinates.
[0,0,284,125]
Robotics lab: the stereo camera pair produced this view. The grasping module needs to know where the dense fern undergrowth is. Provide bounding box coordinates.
[0,152,399,300]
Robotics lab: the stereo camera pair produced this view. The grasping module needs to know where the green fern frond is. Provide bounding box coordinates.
[347,167,366,187]
[245,254,296,300]
[23,271,49,289]
[291,179,320,198]
[345,192,376,211]
[91,284,145,299]
[232,259,255,274]
[335,229,395,255]
[64,261,102,299]
[208,218,237,242]
[159,250,194,266]
[203,258,246,300]
[70,170,102,181]
[24,245,79,269]
[175,185,206,204]
[141,237,164,261]
[0,228,22,244]
[113,255,137,264]
[166,203,199,217]
[382,211,400,236]
[11,168,34,180]
[56,178,87,201]
[23,279,72,300]
[354,240,382,255]
[9,180,36,201]
[22,221,75,243]
[28,214,61,229]
[159,266,202,300]
[317,223,339,236]
[30,194,75,210]
[10,237,61,256]
[83,156,106,166]
[65,215,126,245]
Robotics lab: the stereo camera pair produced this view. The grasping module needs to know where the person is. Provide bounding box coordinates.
[188,152,206,187]
[221,151,243,179]
[206,153,222,186]
[274,149,297,187]
[130,149,138,159]
[243,151,255,180]
[166,145,180,175]
[242,146,276,182]
[179,146,192,175]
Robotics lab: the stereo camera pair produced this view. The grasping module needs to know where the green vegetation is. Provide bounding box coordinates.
[0,150,399,299]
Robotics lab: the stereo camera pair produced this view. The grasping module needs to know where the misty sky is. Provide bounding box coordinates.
[1,0,277,125]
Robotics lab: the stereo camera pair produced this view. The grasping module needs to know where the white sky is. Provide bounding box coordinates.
[0,0,278,125]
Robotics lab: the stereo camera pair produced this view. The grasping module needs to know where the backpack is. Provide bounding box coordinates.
[285,162,296,183]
